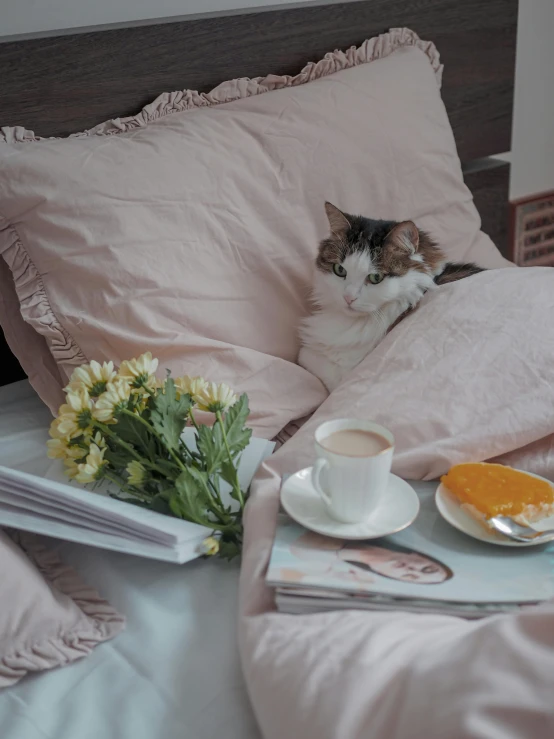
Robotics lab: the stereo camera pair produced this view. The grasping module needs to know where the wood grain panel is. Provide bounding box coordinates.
[0,0,517,162]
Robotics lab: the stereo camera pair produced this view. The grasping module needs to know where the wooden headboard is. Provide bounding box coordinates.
[0,0,518,387]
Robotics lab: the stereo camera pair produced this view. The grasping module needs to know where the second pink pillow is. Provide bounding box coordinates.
[0,531,124,688]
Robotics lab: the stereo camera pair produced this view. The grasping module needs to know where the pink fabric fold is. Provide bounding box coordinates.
[239,268,554,738]
[0,219,87,378]
[0,255,65,411]
[0,531,125,687]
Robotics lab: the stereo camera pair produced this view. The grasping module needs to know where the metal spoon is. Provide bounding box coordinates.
[488,515,554,544]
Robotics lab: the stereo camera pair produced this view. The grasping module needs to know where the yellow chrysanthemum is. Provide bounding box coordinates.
[65,360,117,397]
[193,382,237,413]
[56,388,94,437]
[66,387,93,414]
[126,460,146,487]
[174,375,208,399]
[55,415,82,439]
[93,380,132,422]
[46,437,69,459]
[64,458,80,480]
[49,416,69,440]
[47,437,86,463]
[118,352,159,392]
[74,443,107,484]
[66,443,88,461]
[90,431,106,450]
[201,536,220,556]
[127,394,148,416]
[59,442,88,478]
[146,376,167,398]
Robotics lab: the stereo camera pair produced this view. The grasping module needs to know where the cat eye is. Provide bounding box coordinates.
[333,264,347,278]
[367,273,383,285]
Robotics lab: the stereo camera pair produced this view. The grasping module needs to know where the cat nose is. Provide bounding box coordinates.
[344,294,357,306]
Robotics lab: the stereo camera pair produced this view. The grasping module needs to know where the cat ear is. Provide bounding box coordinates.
[386,221,420,254]
[324,202,350,237]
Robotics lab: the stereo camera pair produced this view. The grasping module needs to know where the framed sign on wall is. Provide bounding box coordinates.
[510,191,554,266]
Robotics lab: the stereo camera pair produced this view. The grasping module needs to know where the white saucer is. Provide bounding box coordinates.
[435,481,554,547]
[280,467,420,540]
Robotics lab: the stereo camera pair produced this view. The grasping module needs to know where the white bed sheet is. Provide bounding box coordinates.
[0,381,261,739]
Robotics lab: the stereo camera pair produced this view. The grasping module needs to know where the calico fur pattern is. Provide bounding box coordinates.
[298,203,484,391]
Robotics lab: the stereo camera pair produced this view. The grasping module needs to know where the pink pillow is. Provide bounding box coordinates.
[0,530,124,688]
[0,29,510,437]
[0,258,65,410]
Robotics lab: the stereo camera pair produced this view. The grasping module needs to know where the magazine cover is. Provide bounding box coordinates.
[267,483,554,604]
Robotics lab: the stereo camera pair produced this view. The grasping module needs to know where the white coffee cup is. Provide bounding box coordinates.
[312,419,394,523]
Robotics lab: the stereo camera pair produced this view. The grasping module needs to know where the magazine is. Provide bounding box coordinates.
[267,479,554,618]
[0,429,274,563]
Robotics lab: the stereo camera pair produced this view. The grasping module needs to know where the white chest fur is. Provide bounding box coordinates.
[298,269,436,391]
[298,300,405,391]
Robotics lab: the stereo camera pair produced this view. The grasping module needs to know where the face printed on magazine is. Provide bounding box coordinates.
[286,531,452,585]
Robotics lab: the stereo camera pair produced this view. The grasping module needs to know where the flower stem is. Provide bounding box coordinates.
[205,474,226,510]
[215,410,245,508]
[189,408,200,431]
[94,420,169,477]
[103,469,151,501]
[120,409,188,472]
[94,421,143,461]
[198,475,231,522]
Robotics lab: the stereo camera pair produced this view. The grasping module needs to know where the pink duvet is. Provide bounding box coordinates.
[240,268,554,738]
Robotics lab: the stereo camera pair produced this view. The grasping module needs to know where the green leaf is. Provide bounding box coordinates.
[149,494,172,515]
[196,424,227,476]
[174,468,212,523]
[112,413,154,456]
[220,459,238,488]
[153,458,181,480]
[217,538,241,560]
[103,447,132,471]
[169,491,191,520]
[196,394,251,476]
[223,394,252,455]
[150,378,191,450]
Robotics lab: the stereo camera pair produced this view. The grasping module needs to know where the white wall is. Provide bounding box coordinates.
[510,0,554,200]
[1,0,552,200]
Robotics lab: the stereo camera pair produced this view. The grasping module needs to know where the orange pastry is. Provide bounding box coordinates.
[441,462,554,525]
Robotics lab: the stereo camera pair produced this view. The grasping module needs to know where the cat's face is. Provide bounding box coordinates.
[313,203,440,315]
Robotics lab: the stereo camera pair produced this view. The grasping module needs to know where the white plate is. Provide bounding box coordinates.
[435,481,554,547]
[280,467,420,540]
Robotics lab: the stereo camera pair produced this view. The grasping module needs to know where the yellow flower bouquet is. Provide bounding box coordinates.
[47,352,252,559]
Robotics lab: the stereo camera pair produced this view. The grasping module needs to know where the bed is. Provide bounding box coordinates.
[0,1,520,737]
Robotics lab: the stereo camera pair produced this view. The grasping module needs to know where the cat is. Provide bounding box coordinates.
[298,202,484,392]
